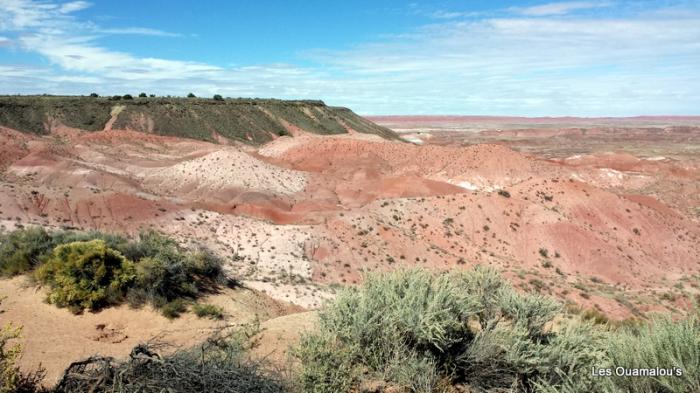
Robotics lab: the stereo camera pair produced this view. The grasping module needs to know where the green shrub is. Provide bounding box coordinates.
[187,92,196,98]
[122,94,133,100]
[192,303,225,320]
[51,230,130,253]
[126,232,227,310]
[386,352,439,393]
[0,322,22,393]
[602,314,700,393]
[294,333,358,393]
[295,266,592,393]
[581,308,610,325]
[35,240,135,313]
[118,230,178,261]
[213,94,224,101]
[0,227,133,278]
[184,248,227,285]
[1,324,45,393]
[297,266,700,392]
[138,92,147,98]
[1,298,46,393]
[0,227,56,276]
[133,256,195,304]
[1,228,227,317]
[161,299,187,319]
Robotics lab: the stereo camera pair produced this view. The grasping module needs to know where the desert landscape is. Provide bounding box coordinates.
[0,96,698,392]
[1,0,700,391]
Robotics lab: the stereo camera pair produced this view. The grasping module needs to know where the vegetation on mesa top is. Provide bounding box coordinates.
[0,94,398,144]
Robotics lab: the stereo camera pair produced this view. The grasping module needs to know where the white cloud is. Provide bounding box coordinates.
[429,10,483,19]
[514,1,611,16]
[58,1,90,14]
[0,0,176,36]
[0,0,699,116]
[96,27,180,37]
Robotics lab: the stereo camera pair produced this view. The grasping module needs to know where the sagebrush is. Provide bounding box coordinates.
[295,267,700,393]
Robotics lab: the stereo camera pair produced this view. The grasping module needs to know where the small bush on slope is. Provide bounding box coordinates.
[192,303,225,320]
[35,240,135,312]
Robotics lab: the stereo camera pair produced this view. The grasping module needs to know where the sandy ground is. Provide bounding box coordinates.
[0,276,304,385]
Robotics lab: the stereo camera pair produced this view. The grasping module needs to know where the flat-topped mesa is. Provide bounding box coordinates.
[0,95,398,144]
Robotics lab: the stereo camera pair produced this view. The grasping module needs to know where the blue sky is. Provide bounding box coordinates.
[0,0,699,115]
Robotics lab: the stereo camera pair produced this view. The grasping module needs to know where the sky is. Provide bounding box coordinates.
[0,0,699,116]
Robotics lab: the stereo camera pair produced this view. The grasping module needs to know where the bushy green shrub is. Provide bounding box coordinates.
[125,231,227,316]
[213,94,224,101]
[294,333,358,393]
[602,315,700,393]
[192,303,225,320]
[0,227,56,276]
[1,228,228,317]
[295,267,606,393]
[0,228,129,277]
[35,240,135,313]
[160,299,187,320]
[296,267,700,393]
[121,231,227,317]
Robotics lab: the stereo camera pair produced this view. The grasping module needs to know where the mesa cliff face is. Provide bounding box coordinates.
[0,96,397,143]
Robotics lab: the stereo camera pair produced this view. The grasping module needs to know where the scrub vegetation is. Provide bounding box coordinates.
[294,267,700,393]
[2,229,698,392]
[0,95,397,144]
[0,227,230,316]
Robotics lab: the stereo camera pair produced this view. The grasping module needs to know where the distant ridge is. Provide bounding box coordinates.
[0,95,397,144]
[368,115,700,131]
[368,115,700,125]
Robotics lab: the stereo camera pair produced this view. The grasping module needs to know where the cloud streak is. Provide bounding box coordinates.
[514,1,611,16]
[0,0,699,116]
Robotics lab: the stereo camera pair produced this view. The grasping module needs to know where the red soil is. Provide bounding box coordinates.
[1,124,698,320]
